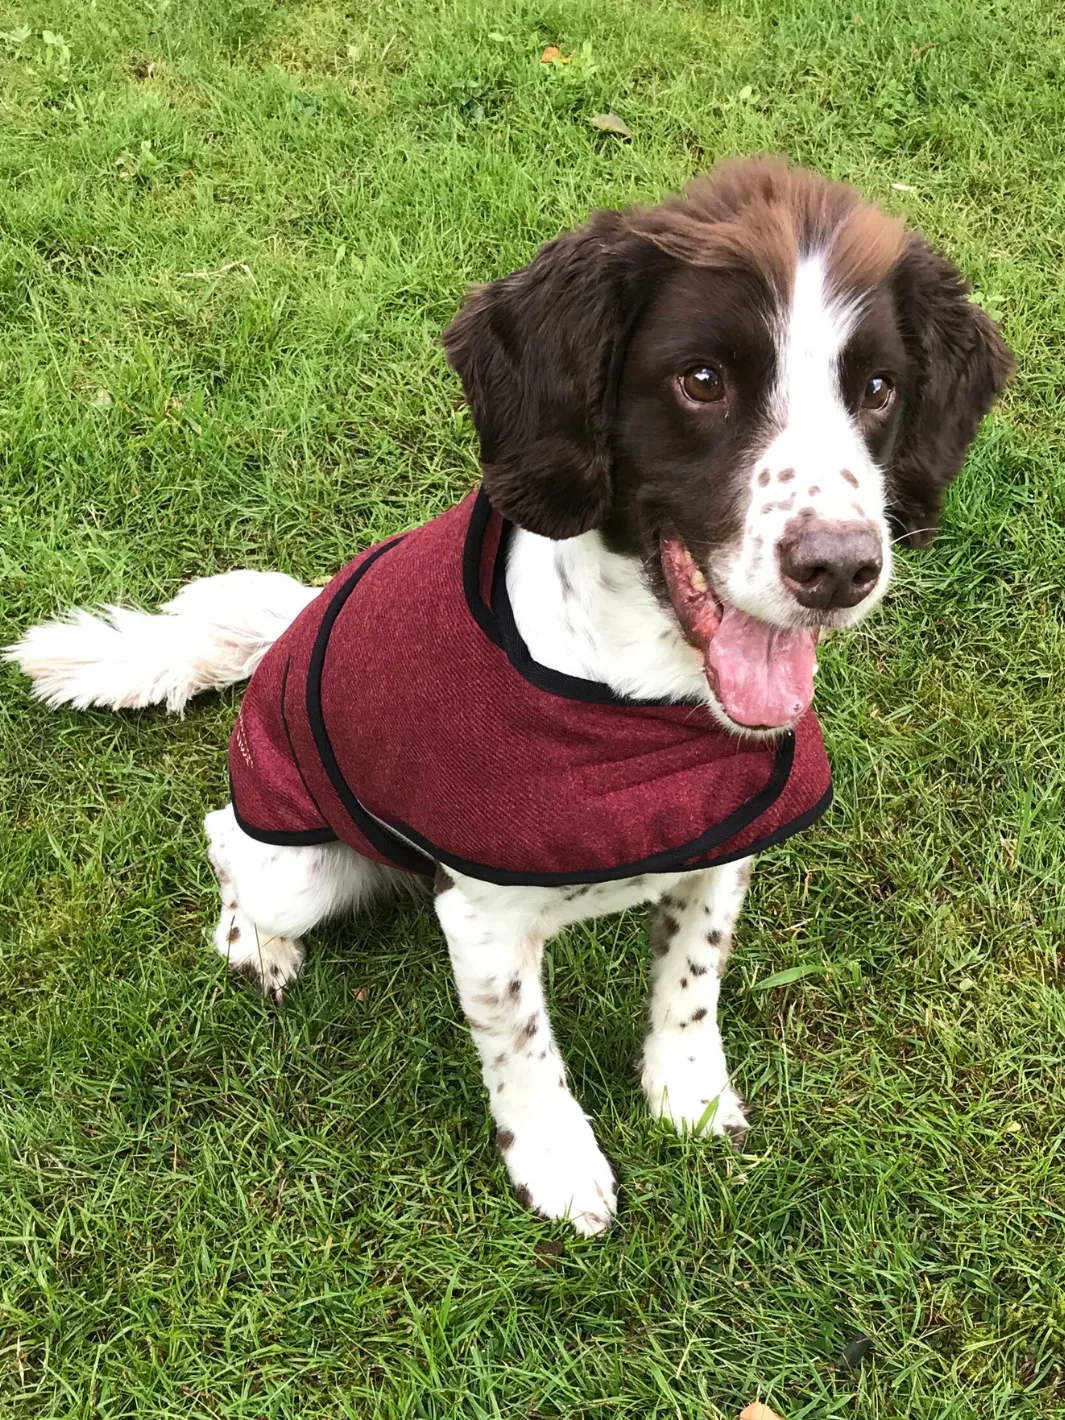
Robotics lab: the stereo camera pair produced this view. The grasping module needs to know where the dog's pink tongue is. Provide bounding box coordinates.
[706,606,817,728]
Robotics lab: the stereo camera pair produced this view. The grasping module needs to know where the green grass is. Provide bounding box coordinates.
[1,0,1064,1414]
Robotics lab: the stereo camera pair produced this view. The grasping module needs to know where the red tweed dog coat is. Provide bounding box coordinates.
[228,489,833,886]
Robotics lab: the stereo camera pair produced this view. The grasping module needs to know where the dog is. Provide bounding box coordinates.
[8,157,1012,1235]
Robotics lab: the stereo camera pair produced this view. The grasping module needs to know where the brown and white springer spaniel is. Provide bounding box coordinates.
[9,158,1012,1234]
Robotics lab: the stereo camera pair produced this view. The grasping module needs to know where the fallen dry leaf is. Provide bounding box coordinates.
[739,1406,786,1420]
[354,986,371,1001]
[540,45,569,63]
[589,112,631,138]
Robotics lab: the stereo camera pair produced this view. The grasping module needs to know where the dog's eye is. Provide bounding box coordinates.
[678,366,724,404]
[862,374,894,411]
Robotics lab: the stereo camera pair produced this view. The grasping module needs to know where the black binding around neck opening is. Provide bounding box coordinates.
[462,486,709,709]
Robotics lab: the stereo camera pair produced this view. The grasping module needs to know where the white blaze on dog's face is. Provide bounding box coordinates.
[443,158,1014,734]
[716,252,894,634]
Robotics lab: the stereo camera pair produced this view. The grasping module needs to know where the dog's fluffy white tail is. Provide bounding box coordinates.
[5,570,319,714]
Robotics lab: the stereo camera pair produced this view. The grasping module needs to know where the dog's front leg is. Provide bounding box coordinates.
[434,868,616,1236]
[641,860,753,1142]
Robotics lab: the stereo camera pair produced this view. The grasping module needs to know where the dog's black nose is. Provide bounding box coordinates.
[778,518,883,610]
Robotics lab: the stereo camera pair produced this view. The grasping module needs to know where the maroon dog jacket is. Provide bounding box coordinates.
[228,489,833,886]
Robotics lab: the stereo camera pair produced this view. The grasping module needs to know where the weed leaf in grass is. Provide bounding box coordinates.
[751,961,833,991]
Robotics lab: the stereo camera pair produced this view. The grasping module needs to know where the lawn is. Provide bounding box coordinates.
[2,0,1064,1415]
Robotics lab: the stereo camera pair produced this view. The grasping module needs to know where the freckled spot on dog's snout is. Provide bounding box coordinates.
[680,977,689,989]
[852,502,866,517]
[808,485,821,496]
[690,1007,708,1023]
[777,468,795,483]
[497,1129,515,1152]
[508,977,521,997]
[757,468,770,487]
[841,468,859,488]
[227,924,240,944]
[761,493,796,515]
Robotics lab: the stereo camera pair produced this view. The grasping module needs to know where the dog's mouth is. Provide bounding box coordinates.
[661,535,818,732]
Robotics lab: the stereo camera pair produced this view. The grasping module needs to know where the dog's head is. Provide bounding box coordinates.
[443,157,1013,733]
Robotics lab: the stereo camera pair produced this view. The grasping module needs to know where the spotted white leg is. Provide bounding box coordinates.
[433,868,616,1236]
[204,804,406,1005]
[205,812,304,1005]
[641,859,754,1140]
[211,903,306,1006]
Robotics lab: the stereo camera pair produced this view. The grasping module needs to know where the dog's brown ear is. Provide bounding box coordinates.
[443,213,645,539]
[888,235,1014,548]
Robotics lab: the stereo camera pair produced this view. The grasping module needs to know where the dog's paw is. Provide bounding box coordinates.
[642,1038,748,1144]
[212,909,305,1006]
[500,1107,617,1236]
